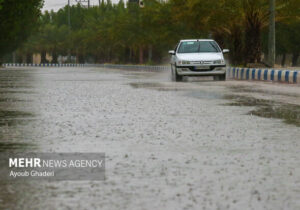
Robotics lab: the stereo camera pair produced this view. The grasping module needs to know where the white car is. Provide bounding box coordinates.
[169,39,229,81]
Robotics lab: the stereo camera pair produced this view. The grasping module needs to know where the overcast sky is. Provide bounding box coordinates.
[42,0,126,12]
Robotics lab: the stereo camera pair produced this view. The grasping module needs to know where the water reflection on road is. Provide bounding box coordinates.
[0,69,37,150]
[0,67,299,210]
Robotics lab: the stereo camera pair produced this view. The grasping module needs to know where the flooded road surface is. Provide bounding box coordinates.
[0,67,299,210]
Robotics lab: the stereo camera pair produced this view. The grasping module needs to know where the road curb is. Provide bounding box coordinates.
[4,63,299,84]
[227,67,300,84]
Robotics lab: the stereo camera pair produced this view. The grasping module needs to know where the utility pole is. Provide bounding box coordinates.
[268,0,275,67]
[68,0,71,29]
[68,0,71,63]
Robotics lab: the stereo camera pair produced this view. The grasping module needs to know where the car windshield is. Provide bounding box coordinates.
[177,41,220,53]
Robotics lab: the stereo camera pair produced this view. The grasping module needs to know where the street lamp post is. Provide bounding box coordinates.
[268,0,275,67]
[68,0,71,29]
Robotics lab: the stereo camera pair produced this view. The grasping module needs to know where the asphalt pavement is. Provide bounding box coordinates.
[0,67,299,210]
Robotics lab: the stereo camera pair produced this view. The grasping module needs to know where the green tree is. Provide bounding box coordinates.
[0,0,43,63]
[15,0,300,66]
[0,0,3,10]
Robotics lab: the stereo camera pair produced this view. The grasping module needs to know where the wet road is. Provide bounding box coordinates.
[0,67,299,210]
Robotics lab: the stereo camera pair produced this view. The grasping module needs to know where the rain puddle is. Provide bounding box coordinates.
[129,82,184,91]
[0,110,35,127]
[0,85,34,88]
[0,98,30,102]
[229,86,300,97]
[185,90,224,100]
[122,72,155,79]
[224,95,272,106]
[0,90,36,94]
[130,82,163,89]
[0,110,34,118]
[0,142,35,152]
[224,95,300,126]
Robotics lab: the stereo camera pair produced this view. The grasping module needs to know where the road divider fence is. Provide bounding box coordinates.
[2,63,169,71]
[226,67,300,84]
[3,63,299,84]
[3,63,84,67]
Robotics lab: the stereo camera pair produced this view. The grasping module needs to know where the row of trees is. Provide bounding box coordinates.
[0,0,43,64]
[9,0,300,65]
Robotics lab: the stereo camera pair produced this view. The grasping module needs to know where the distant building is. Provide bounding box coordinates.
[32,53,52,64]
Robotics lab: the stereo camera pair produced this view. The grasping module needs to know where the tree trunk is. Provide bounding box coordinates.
[17,53,22,63]
[139,46,143,64]
[230,26,243,65]
[244,11,262,64]
[213,31,225,49]
[107,48,111,63]
[281,53,286,67]
[52,52,58,63]
[41,51,47,63]
[129,47,132,63]
[12,52,16,63]
[26,53,32,63]
[292,52,299,67]
[77,52,84,64]
[148,45,153,63]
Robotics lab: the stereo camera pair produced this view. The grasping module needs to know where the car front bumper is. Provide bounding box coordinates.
[176,65,226,76]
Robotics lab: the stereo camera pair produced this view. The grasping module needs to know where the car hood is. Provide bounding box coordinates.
[176,53,223,61]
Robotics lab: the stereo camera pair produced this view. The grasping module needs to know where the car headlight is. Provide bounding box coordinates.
[178,60,190,65]
[213,60,225,64]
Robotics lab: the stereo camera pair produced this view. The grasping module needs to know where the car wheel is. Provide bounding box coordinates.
[172,65,182,82]
[213,76,219,81]
[214,74,226,81]
[219,74,226,81]
[171,65,175,81]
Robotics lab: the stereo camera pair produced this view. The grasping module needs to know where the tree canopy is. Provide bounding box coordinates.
[11,0,300,66]
[0,0,43,62]
[0,0,3,10]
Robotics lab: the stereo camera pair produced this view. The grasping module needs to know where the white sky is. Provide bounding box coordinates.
[42,0,127,12]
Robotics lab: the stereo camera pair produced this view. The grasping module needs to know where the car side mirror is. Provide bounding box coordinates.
[223,49,229,54]
[168,50,175,55]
